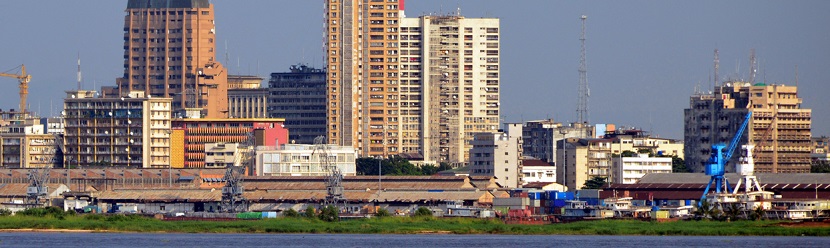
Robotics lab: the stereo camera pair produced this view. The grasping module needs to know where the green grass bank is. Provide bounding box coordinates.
[0,215,827,236]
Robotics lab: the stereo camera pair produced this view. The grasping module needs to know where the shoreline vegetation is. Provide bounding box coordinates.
[0,214,828,236]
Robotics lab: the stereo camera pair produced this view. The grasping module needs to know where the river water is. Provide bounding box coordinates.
[0,232,827,247]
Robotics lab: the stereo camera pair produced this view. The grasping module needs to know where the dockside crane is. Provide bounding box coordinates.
[699,110,753,206]
[0,64,31,116]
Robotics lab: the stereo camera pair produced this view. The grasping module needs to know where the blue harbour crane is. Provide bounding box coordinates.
[699,111,753,206]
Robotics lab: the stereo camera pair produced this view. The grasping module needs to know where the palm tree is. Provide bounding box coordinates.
[723,204,745,221]
[749,205,765,221]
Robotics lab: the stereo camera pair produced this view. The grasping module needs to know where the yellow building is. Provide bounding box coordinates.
[63,90,172,168]
[685,82,812,173]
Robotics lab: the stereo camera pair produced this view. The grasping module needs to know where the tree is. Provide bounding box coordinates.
[304,206,317,219]
[437,162,453,171]
[811,160,830,173]
[723,203,744,221]
[420,164,439,175]
[671,156,690,173]
[318,205,340,222]
[620,150,637,157]
[693,201,723,220]
[375,208,391,218]
[282,208,300,218]
[414,207,433,217]
[749,205,765,221]
[582,176,607,189]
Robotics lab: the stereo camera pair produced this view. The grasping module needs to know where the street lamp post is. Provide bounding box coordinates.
[378,157,382,192]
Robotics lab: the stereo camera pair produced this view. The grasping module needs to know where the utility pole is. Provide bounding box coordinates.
[576,15,589,124]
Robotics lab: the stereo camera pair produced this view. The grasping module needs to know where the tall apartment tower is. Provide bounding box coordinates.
[325,0,500,164]
[118,0,228,118]
[406,15,501,164]
[684,82,812,173]
[325,0,404,157]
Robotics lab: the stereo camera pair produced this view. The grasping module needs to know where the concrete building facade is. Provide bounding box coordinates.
[227,75,267,119]
[469,127,522,188]
[811,136,829,162]
[612,154,672,184]
[171,118,288,169]
[118,0,228,118]
[521,159,556,186]
[325,1,499,164]
[228,88,268,119]
[255,144,357,176]
[204,142,242,168]
[0,119,59,168]
[63,90,172,168]
[521,119,591,165]
[684,82,811,173]
[557,138,612,190]
[267,65,327,145]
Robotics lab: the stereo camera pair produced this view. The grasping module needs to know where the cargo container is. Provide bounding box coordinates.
[528,192,542,200]
[236,212,262,219]
[551,199,567,208]
[544,190,558,200]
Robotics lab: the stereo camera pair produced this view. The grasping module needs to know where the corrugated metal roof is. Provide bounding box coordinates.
[638,173,830,185]
[98,189,221,202]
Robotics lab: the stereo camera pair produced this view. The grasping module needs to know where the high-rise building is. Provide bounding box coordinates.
[325,0,404,157]
[118,0,228,118]
[407,15,501,164]
[268,65,327,145]
[325,0,499,164]
[684,82,812,173]
[63,90,172,168]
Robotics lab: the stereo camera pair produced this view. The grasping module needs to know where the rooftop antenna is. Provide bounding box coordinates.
[714,49,719,86]
[749,48,757,83]
[576,15,589,124]
[795,64,799,94]
[763,59,767,83]
[224,40,230,74]
[735,59,740,81]
[77,52,82,90]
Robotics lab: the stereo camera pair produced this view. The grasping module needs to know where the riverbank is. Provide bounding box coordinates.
[0,215,827,236]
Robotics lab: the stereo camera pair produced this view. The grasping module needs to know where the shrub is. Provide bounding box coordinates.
[375,208,391,218]
[0,209,11,216]
[318,205,339,222]
[414,207,433,217]
[84,214,106,220]
[282,209,300,218]
[304,206,317,219]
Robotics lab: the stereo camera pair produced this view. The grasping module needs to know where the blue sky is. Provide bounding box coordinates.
[0,0,828,139]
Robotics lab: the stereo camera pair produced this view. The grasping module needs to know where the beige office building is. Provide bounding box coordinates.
[0,119,59,168]
[63,90,172,168]
[684,82,812,173]
[326,0,499,164]
[118,0,228,118]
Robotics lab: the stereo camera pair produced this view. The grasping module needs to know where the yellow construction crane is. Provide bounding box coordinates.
[0,64,31,115]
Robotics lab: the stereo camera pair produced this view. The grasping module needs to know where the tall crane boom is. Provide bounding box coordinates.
[724,111,753,162]
[700,110,753,206]
[0,64,31,115]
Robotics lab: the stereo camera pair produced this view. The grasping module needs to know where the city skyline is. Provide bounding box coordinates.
[0,0,828,139]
